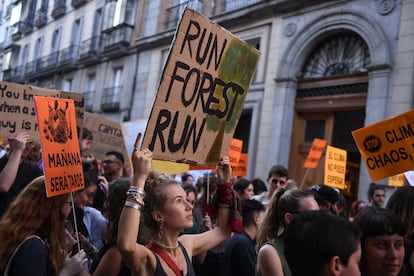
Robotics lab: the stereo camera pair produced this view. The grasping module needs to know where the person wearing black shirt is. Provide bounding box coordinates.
[219,199,265,276]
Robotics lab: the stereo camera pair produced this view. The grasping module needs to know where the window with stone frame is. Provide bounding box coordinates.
[301,33,370,79]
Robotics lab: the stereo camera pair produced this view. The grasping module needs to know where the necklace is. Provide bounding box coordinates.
[152,239,179,251]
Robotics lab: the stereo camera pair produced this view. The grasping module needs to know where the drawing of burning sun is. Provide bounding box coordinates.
[43,100,73,143]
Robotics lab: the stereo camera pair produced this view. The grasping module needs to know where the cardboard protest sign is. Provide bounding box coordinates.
[34,96,84,197]
[388,174,405,187]
[122,119,148,155]
[404,171,414,186]
[82,112,129,170]
[142,8,260,165]
[233,153,248,177]
[324,145,347,189]
[0,81,85,140]
[304,138,327,169]
[352,110,414,181]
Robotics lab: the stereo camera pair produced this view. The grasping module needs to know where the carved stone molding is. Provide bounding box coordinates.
[377,0,395,15]
[284,23,297,37]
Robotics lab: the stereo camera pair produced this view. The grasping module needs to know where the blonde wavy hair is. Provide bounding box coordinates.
[138,170,178,244]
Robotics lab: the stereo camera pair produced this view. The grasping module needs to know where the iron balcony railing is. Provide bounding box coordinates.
[71,0,88,9]
[79,36,101,58]
[37,52,59,71]
[101,86,122,112]
[165,0,202,30]
[59,45,79,65]
[2,66,24,82]
[51,0,66,19]
[102,24,132,50]
[35,7,48,28]
[221,0,264,12]
[25,59,38,76]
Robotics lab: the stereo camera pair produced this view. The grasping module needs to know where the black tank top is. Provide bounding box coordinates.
[153,242,196,276]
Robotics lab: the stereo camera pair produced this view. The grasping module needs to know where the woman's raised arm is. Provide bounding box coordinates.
[182,156,233,256]
[117,133,154,272]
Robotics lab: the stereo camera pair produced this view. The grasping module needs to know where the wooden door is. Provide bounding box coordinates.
[289,112,334,190]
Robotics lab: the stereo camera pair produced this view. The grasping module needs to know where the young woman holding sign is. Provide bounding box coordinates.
[117,133,236,275]
[0,176,88,275]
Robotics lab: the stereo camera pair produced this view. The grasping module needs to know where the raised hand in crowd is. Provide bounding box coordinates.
[0,132,35,193]
[117,132,233,275]
[59,250,89,276]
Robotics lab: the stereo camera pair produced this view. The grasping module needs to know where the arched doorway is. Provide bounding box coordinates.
[288,32,369,202]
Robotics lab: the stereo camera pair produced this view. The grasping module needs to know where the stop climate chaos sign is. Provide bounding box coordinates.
[352,110,414,181]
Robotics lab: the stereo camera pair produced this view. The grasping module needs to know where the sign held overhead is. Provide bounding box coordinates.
[34,96,84,197]
[142,8,260,165]
[352,110,414,181]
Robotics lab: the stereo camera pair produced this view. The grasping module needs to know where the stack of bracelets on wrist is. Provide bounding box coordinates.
[125,186,145,210]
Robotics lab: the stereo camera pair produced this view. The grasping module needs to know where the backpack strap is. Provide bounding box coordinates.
[147,243,181,276]
[4,235,44,276]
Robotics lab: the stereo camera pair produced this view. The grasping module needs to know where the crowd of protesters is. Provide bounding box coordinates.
[0,130,413,276]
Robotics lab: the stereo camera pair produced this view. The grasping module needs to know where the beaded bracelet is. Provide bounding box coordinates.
[127,193,145,206]
[128,186,145,197]
[126,189,145,205]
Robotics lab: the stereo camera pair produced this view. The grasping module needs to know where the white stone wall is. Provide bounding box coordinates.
[390,0,414,116]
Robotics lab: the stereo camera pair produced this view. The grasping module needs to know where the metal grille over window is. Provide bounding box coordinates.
[301,33,370,79]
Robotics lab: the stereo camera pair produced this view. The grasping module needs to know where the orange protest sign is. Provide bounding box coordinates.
[34,96,84,197]
[303,138,327,168]
[352,110,414,181]
[324,145,347,190]
[228,138,243,168]
[388,174,405,187]
[233,153,248,177]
